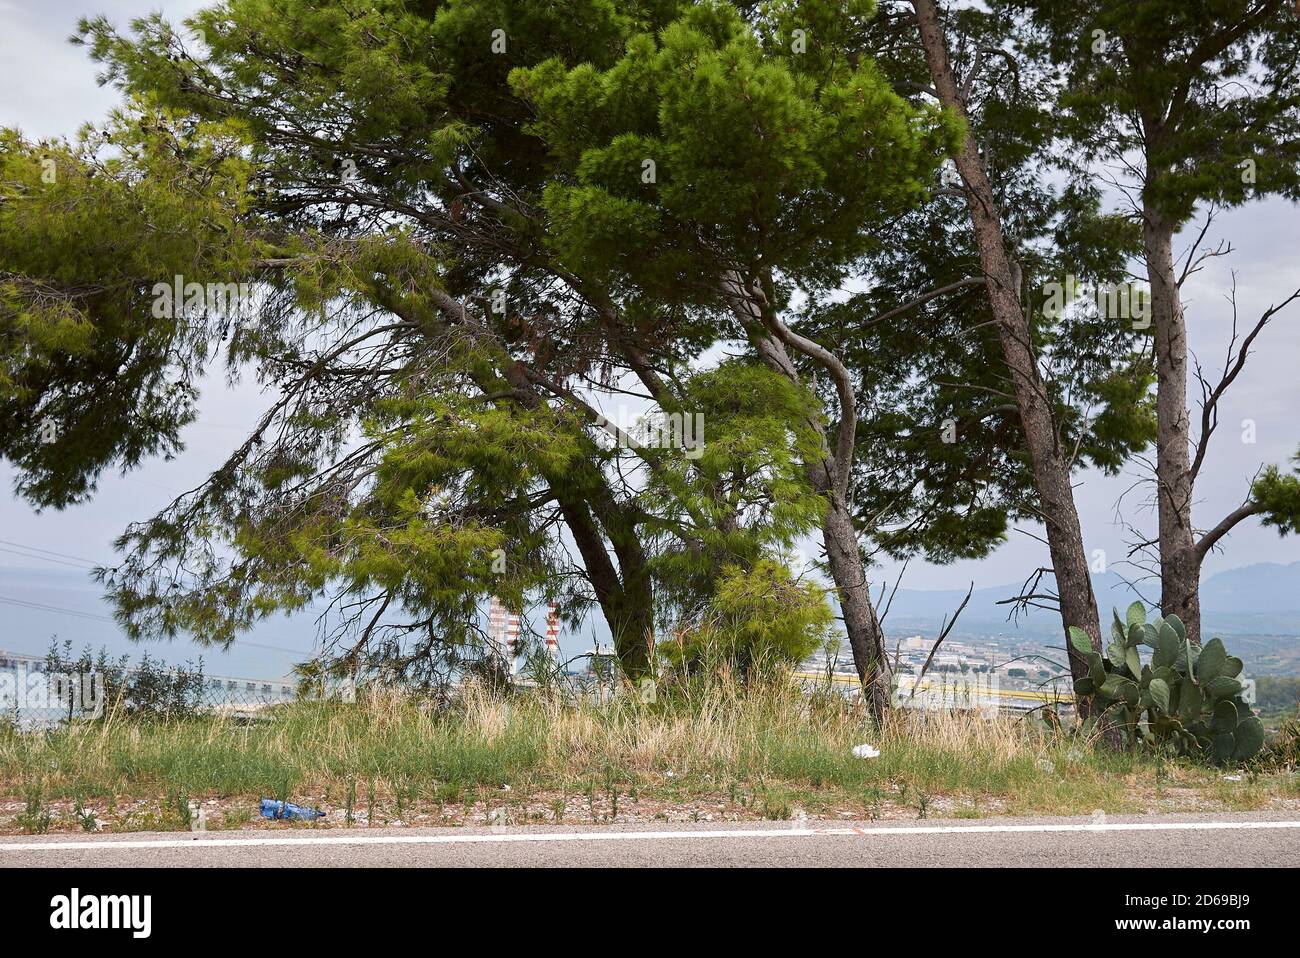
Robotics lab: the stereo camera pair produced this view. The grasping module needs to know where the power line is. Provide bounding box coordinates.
[0,538,103,567]
[221,638,306,656]
[0,594,113,623]
[0,546,98,570]
[0,539,311,658]
[0,595,305,656]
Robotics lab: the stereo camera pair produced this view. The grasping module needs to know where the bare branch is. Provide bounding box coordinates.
[910,581,974,698]
[1190,283,1300,481]
[864,277,985,328]
[1196,500,1261,564]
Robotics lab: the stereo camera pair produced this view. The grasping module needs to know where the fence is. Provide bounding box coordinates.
[791,668,1077,716]
[0,650,296,727]
[4,646,1077,730]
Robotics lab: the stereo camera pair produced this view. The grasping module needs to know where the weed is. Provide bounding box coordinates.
[0,677,1293,834]
[18,779,51,835]
[219,806,253,830]
[760,789,792,820]
[864,785,883,821]
[72,792,98,832]
[168,787,191,829]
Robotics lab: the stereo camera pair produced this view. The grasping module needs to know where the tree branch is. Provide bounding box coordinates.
[864,277,985,328]
[1195,501,1261,564]
[722,272,858,495]
[1190,284,1300,481]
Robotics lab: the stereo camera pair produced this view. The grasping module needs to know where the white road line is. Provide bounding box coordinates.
[1,819,1298,852]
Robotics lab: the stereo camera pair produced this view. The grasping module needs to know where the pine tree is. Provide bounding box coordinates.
[1,2,851,683]
[1006,0,1300,644]
[901,0,1142,700]
[511,0,961,711]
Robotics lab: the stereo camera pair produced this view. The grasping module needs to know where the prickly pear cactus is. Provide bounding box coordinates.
[1069,601,1264,763]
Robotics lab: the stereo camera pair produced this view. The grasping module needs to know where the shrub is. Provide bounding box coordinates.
[1070,602,1264,763]
[44,640,206,721]
[660,560,832,678]
[1263,718,1300,769]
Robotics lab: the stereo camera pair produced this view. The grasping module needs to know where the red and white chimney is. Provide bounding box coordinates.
[506,609,522,672]
[488,597,507,660]
[545,601,561,659]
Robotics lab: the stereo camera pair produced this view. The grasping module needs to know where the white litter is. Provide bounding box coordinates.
[852,744,881,759]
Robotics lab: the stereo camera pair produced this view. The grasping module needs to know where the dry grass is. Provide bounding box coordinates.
[1,676,1295,834]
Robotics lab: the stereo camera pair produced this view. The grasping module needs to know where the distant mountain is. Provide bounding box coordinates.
[880,561,1300,639]
[3,560,1295,677]
[1198,561,1300,613]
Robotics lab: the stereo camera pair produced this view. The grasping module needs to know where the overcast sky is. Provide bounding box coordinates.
[1,0,1297,674]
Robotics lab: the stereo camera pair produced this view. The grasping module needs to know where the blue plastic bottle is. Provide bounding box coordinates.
[260,798,325,821]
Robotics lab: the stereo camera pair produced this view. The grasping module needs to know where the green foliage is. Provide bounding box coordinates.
[1006,0,1300,224]
[0,0,1185,693]
[1264,717,1300,769]
[22,1,847,684]
[0,118,260,507]
[644,361,828,612]
[45,640,206,720]
[1250,450,1300,537]
[815,3,1154,564]
[18,779,52,834]
[513,0,959,298]
[1069,602,1264,763]
[661,560,833,677]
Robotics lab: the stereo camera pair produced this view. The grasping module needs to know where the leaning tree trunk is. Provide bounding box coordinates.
[1143,209,1203,645]
[748,312,894,715]
[823,488,893,715]
[552,488,655,679]
[498,359,657,678]
[912,0,1106,703]
[421,286,660,680]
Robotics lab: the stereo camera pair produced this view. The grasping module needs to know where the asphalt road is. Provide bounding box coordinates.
[1,811,1296,867]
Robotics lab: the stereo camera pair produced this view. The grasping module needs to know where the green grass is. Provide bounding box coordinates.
[0,678,1296,833]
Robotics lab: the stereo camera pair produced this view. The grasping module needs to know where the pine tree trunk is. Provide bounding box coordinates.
[499,357,656,678]
[554,491,654,679]
[823,488,893,714]
[1143,210,1203,645]
[912,0,1106,701]
[413,288,660,679]
[747,310,894,717]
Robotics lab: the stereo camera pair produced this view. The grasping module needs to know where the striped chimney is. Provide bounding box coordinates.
[488,597,507,659]
[545,601,561,658]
